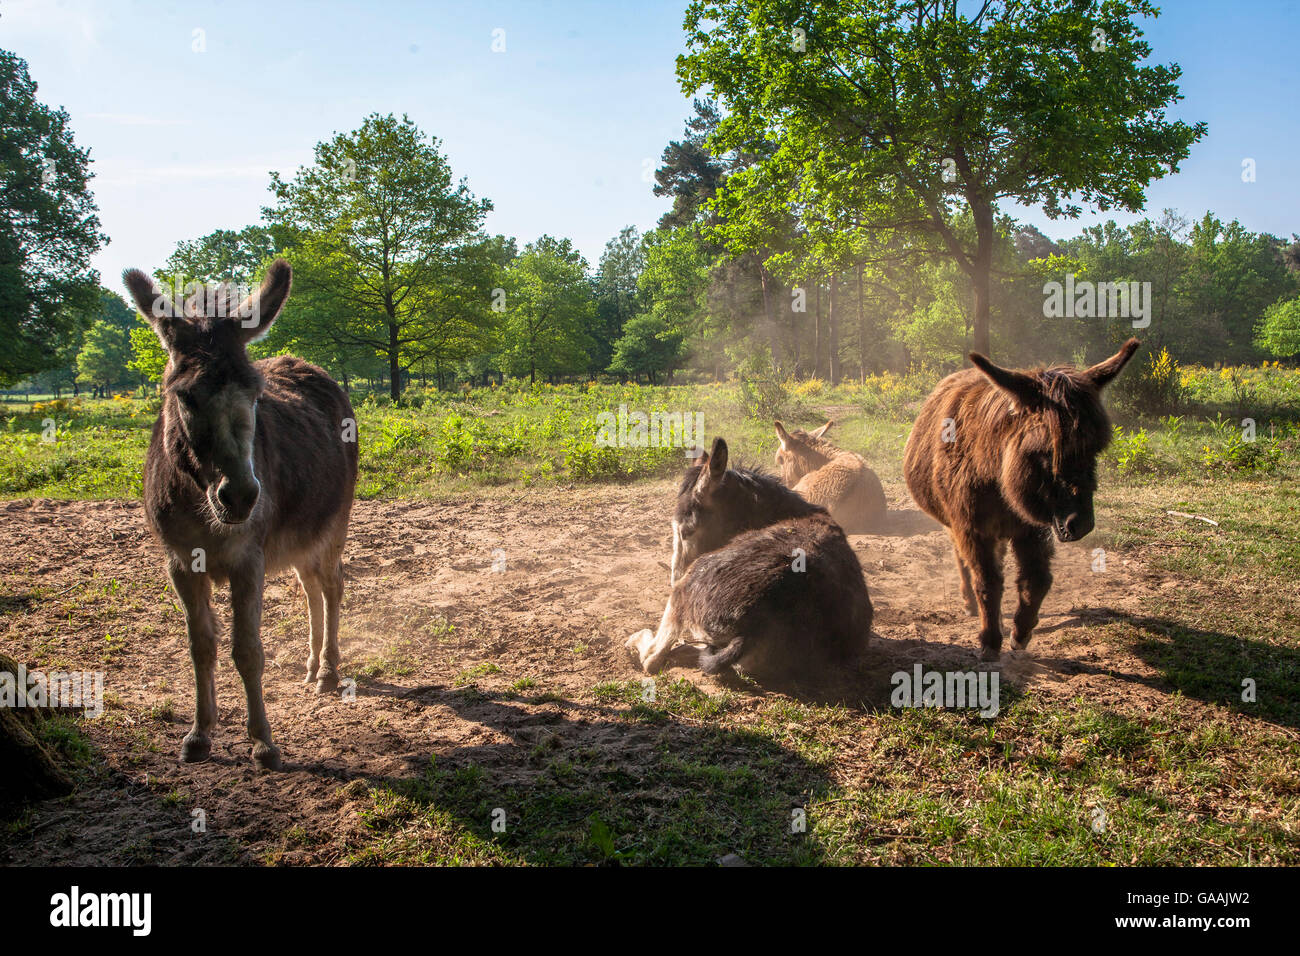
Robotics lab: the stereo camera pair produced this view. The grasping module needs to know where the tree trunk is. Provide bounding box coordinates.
[858,265,868,382]
[828,274,840,385]
[760,265,778,361]
[388,320,401,401]
[813,279,823,379]
[971,200,995,358]
[0,651,76,803]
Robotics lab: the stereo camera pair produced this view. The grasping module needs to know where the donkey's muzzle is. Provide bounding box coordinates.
[1052,512,1093,542]
[212,476,260,524]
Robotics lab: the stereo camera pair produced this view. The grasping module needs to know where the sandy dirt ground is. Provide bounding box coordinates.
[0,481,1190,864]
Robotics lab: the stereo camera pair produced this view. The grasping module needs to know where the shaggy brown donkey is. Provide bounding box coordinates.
[903,340,1139,662]
[626,438,872,679]
[774,420,887,532]
[123,260,358,770]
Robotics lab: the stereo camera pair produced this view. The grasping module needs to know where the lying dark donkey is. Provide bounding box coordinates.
[625,438,872,679]
[903,339,1139,662]
[123,260,358,770]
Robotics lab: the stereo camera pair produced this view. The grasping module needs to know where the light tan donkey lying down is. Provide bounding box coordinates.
[773,420,887,533]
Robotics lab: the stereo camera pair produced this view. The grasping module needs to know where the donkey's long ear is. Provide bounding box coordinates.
[123,268,181,351]
[969,352,1042,409]
[774,420,791,448]
[232,259,292,343]
[708,436,728,476]
[1083,338,1140,389]
[695,437,728,494]
[810,420,833,439]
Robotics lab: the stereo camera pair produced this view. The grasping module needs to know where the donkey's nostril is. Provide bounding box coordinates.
[215,479,258,521]
[1062,513,1093,540]
[216,481,236,512]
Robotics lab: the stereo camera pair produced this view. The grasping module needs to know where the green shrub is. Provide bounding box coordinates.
[565,441,624,480]
[1112,346,1184,416]
[1109,425,1154,474]
[1202,433,1281,473]
[731,345,789,421]
[433,414,475,471]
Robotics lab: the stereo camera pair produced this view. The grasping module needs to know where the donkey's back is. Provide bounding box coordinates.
[676,511,871,677]
[775,421,886,533]
[250,355,358,570]
[793,454,885,533]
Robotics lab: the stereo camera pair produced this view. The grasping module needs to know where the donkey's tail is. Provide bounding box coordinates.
[698,635,747,674]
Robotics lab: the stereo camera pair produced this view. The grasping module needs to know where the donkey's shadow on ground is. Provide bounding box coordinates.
[1052,606,1300,732]
[349,682,837,865]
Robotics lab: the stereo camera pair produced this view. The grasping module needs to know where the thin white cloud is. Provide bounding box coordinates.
[96,164,275,188]
[84,113,191,127]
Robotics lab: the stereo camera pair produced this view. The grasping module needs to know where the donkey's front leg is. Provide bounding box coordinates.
[956,534,1005,662]
[229,556,281,771]
[625,596,684,674]
[1010,531,1054,651]
[169,561,217,763]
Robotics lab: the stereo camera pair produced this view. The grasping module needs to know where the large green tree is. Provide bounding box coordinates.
[609,312,686,384]
[678,0,1205,357]
[502,236,595,383]
[0,50,105,386]
[264,113,493,399]
[160,225,278,286]
[75,288,136,396]
[592,226,647,373]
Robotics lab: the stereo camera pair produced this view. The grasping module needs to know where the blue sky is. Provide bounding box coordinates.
[3,0,1297,289]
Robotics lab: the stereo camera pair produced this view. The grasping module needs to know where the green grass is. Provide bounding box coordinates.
[5,364,1297,499]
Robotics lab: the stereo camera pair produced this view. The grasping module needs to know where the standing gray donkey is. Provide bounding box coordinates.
[124,260,358,770]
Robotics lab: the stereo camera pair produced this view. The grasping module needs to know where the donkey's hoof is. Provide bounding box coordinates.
[252,743,283,772]
[624,629,652,651]
[315,671,339,695]
[1011,637,1032,652]
[979,646,1002,663]
[303,669,318,685]
[180,733,211,763]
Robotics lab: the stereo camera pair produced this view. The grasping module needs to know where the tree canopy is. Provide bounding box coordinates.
[678,0,1206,357]
[0,49,106,386]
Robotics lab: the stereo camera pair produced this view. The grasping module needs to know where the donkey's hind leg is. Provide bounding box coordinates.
[296,566,325,686]
[954,532,1004,662]
[314,546,345,695]
[950,532,978,616]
